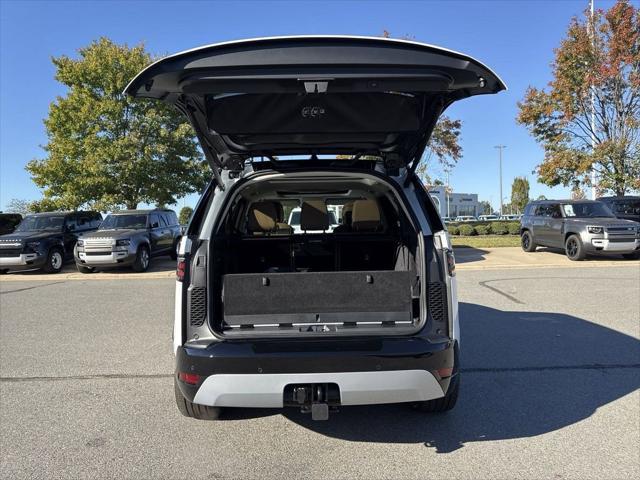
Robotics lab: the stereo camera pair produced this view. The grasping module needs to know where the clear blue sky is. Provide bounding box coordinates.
[0,0,615,212]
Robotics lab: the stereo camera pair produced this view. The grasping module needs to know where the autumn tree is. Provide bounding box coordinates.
[571,185,587,199]
[517,0,639,196]
[511,177,530,213]
[27,38,208,211]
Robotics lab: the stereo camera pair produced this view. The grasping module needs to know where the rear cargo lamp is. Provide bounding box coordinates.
[178,372,201,385]
[176,260,186,281]
[445,249,456,277]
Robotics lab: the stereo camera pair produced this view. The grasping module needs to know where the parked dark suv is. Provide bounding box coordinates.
[520,200,640,260]
[74,209,181,273]
[597,196,640,223]
[0,213,22,235]
[125,36,506,420]
[0,211,102,273]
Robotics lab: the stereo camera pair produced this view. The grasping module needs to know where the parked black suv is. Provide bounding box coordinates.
[74,209,181,272]
[597,196,640,223]
[0,213,22,235]
[125,36,506,420]
[0,211,102,273]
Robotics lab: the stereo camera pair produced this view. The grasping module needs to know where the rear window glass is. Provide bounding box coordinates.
[100,214,148,230]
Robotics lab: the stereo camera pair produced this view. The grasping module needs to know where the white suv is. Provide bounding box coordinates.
[125,36,505,420]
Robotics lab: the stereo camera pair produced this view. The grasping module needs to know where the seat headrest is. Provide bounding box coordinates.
[352,199,382,232]
[301,200,329,231]
[248,201,278,232]
[342,202,355,226]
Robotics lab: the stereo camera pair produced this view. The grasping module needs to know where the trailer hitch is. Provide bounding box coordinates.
[286,383,340,421]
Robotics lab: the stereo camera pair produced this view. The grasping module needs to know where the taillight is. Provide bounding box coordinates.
[176,259,186,282]
[445,249,456,277]
[178,372,201,385]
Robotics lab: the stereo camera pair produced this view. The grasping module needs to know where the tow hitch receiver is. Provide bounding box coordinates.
[284,383,340,421]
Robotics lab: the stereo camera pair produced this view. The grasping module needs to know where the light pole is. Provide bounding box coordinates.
[495,145,506,217]
[589,0,597,199]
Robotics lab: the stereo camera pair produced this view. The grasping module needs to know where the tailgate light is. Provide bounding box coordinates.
[445,249,456,277]
[176,259,186,282]
[178,372,201,385]
[436,367,453,378]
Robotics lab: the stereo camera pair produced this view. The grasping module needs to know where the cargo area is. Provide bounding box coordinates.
[207,173,424,337]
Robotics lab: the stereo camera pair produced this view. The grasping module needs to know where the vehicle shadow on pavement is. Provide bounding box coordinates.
[281,302,640,453]
[452,247,489,264]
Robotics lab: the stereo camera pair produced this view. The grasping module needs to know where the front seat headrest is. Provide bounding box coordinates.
[352,199,382,232]
[301,200,329,231]
[248,201,277,232]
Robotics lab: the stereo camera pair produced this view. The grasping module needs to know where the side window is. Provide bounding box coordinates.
[163,212,176,226]
[159,214,168,227]
[534,205,546,216]
[65,214,78,231]
[92,213,103,228]
[149,214,160,228]
[549,204,562,218]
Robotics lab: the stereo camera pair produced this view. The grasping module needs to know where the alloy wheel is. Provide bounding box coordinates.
[51,251,63,270]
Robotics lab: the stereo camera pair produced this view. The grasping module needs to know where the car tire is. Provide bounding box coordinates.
[622,252,640,260]
[43,247,64,273]
[413,374,459,413]
[565,234,586,261]
[132,245,151,272]
[169,237,180,260]
[174,377,221,420]
[0,269,8,275]
[521,230,537,252]
[77,264,95,274]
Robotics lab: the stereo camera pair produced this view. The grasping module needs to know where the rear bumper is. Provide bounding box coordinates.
[176,337,456,407]
[0,253,47,271]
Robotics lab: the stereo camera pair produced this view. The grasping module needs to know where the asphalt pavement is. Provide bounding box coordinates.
[0,265,639,479]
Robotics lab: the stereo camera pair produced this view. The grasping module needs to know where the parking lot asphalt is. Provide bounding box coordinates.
[1,266,639,479]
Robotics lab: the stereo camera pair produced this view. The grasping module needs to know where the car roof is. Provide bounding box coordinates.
[597,196,640,200]
[528,199,601,205]
[111,209,174,215]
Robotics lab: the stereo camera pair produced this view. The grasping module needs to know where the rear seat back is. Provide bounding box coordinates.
[248,201,293,235]
[351,199,383,232]
[300,200,330,232]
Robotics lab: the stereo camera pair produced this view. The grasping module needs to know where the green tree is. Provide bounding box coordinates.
[479,200,493,215]
[27,38,208,211]
[511,177,530,213]
[517,0,640,195]
[179,206,194,225]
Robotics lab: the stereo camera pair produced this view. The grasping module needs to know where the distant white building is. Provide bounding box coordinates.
[428,187,479,218]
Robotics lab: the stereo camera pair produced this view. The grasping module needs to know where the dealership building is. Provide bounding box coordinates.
[428,187,480,218]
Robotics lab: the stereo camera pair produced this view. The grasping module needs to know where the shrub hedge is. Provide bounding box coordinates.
[445,220,521,237]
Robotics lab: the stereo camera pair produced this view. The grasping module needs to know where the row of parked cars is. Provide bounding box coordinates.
[0,209,182,274]
[519,196,640,261]
[443,214,522,223]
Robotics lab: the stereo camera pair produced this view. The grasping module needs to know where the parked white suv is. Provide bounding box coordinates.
[125,36,505,420]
